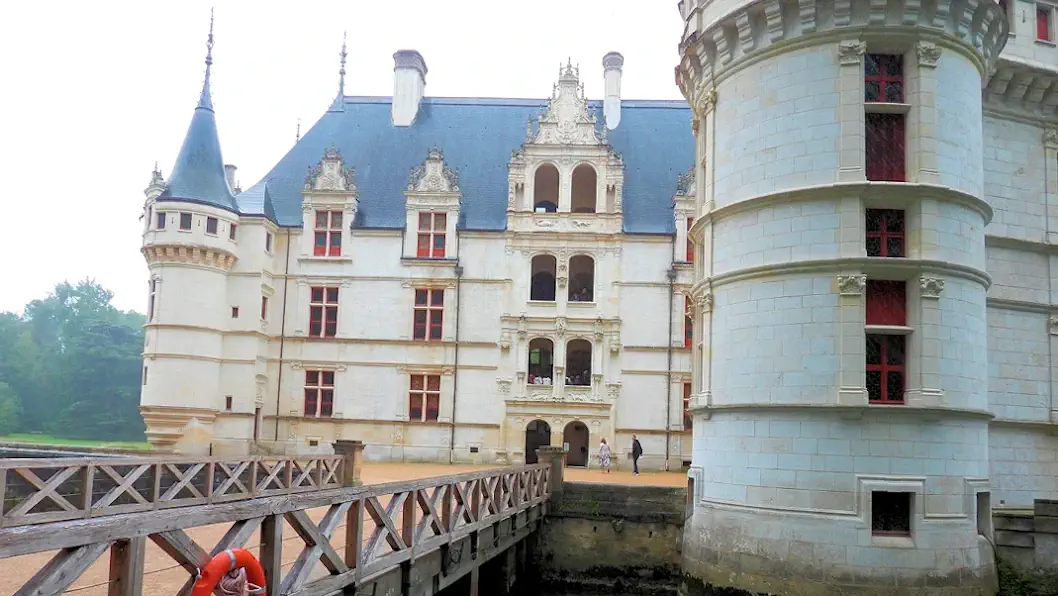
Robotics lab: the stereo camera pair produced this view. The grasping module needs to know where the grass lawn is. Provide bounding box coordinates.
[0,433,153,450]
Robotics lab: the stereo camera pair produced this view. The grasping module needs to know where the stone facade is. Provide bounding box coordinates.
[677,0,1056,592]
[140,51,696,470]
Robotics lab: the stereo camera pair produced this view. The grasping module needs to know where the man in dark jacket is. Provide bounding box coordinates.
[631,435,643,476]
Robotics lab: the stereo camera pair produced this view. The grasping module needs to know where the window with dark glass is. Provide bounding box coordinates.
[417,212,446,258]
[304,370,335,417]
[866,209,905,257]
[684,296,694,348]
[309,287,339,338]
[179,213,193,230]
[866,280,906,404]
[229,223,238,240]
[206,217,218,235]
[683,382,693,430]
[409,374,441,422]
[866,114,906,182]
[413,289,444,341]
[686,217,695,262]
[314,210,343,256]
[156,212,167,230]
[864,54,903,103]
[872,491,912,536]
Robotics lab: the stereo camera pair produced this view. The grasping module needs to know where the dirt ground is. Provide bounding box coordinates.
[1,462,684,595]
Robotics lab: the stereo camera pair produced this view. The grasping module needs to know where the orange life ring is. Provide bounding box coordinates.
[191,547,268,596]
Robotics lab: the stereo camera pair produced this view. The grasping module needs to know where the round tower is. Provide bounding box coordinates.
[140,17,240,454]
[676,0,1006,592]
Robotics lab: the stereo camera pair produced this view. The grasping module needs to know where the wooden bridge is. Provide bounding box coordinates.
[0,441,560,596]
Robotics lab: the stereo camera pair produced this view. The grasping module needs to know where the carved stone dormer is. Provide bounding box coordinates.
[507,60,625,223]
[403,147,461,263]
[300,145,359,260]
[674,166,697,264]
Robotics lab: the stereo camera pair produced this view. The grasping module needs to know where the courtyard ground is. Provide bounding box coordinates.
[0,461,685,595]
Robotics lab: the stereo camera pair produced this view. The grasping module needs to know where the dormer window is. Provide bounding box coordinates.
[417,213,446,258]
[314,211,343,256]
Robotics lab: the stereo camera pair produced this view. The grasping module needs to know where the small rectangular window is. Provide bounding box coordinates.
[231,306,239,318]
[142,366,148,386]
[976,492,991,536]
[261,296,268,321]
[179,213,193,230]
[304,370,335,417]
[1039,5,1054,41]
[413,288,445,341]
[156,212,167,230]
[865,209,905,257]
[229,223,238,241]
[684,296,694,348]
[864,54,904,103]
[147,279,157,321]
[409,374,441,422]
[266,232,274,252]
[865,113,906,182]
[206,217,218,235]
[872,491,912,536]
[309,287,339,338]
[866,334,906,404]
[225,396,233,411]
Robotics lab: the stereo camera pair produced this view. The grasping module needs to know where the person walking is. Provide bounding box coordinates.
[598,438,613,474]
[631,435,643,476]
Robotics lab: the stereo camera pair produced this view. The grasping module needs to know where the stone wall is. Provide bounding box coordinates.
[994,500,1058,570]
[531,481,686,594]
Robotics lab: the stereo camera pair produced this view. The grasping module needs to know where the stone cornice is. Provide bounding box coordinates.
[985,233,1058,254]
[985,58,1058,122]
[689,401,995,421]
[677,0,1007,111]
[710,256,991,289]
[142,244,237,271]
[700,181,993,226]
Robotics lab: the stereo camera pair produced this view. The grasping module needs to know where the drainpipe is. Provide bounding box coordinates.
[665,266,677,472]
[449,263,463,463]
[273,228,292,443]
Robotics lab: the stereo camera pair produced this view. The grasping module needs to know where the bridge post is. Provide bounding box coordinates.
[332,439,364,486]
[535,446,565,509]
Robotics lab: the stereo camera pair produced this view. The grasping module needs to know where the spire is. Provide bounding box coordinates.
[329,32,348,112]
[296,118,301,143]
[157,8,238,212]
[198,8,215,111]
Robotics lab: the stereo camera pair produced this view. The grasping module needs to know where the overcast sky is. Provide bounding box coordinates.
[0,0,687,315]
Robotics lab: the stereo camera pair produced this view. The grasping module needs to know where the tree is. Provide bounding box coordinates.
[0,382,20,436]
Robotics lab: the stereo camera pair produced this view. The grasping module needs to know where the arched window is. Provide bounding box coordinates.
[565,339,592,386]
[533,164,559,213]
[528,338,554,385]
[570,164,597,213]
[530,255,557,301]
[568,255,595,302]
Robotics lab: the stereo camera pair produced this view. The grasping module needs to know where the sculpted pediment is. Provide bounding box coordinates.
[304,145,358,195]
[528,61,603,147]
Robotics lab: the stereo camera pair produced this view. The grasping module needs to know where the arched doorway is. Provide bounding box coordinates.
[563,421,590,467]
[524,420,551,464]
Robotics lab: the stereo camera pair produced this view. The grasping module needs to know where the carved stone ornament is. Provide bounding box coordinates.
[1045,129,1058,150]
[606,381,622,400]
[609,330,621,353]
[920,277,945,298]
[695,293,713,313]
[693,87,717,117]
[837,274,867,296]
[1049,315,1058,336]
[305,145,358,193]
[675,167,696,197]
[594,317,605,339]
[407,147,460,193]
[915,42,942,68]
[555,317,567,336]
[500,329,512,350]
[838,40,867,65]
[529,60,604,146]
[497,378,512,395]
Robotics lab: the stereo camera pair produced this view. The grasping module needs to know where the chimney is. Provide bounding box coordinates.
[602,52,624,131]
[224,164,238,190]
[392,50,427,127]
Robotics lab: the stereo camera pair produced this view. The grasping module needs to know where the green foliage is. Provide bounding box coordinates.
[998,558,1058,596]
[0,279,147,443]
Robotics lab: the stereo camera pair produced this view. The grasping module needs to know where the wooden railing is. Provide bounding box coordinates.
[0,455,346,528]
[0,462,552,596]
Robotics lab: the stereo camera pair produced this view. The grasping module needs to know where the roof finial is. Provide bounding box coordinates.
[296,118,301,143]
[329,32,348,112]
[197,8,215,110]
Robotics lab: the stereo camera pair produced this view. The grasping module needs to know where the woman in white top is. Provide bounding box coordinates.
[597,438,613,474]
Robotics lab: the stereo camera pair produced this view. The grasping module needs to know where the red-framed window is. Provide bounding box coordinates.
[304,370,334,417]
[260,296,268,321]
[865,209,905,257]
[155,211,166,230]
[417,212,446,258]
[1040,6,1054,41]
[314,211,343,256]
[866,113,906,182]
[684,296,694,348]
[147,279,157,321]
[309,287,339,338]
[179,212,193,230]
[409,374,441,422]
[686,217,695,262]
[413,289,444,341]
[683,382,693,430]
[866,280,907,326]
[229,223,238,241]
[864,54,903,103]
[866,335,906,404]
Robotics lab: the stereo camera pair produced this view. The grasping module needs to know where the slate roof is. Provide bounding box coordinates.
[241,96,694,235]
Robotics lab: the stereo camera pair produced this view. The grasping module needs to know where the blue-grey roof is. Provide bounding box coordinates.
[158,76,239,213]
[243,96,694,234]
